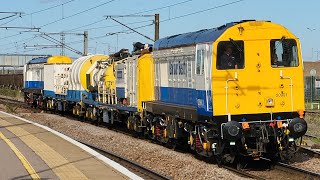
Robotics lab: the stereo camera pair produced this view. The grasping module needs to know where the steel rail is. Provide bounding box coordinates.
[221,165,265,180]
[275,162,320,179]
[78,140,172,180]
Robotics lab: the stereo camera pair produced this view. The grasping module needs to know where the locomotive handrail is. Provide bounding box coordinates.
[280,70,294,111]
[225,72,238,122]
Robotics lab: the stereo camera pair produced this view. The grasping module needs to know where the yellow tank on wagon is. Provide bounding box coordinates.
[46,56,72,64]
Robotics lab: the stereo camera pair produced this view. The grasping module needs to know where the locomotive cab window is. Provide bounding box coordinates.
[217,40,244,70]
[270,39,299,67]
[116,70,123,79]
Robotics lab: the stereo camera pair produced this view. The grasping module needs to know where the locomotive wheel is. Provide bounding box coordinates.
[164,139,177,149]
[279,147,295,163]
[236,156,247,170]
[96,114,102,126]
[215,154,224,167]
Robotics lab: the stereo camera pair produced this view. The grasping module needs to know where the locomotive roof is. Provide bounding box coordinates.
[154,20,255,50]
[27,56,50,64]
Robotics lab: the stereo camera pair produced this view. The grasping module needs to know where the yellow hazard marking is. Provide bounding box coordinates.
[0,119,88,180]
[0,132,40,180]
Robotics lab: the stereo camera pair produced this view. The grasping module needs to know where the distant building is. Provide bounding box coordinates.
[304,61,320,77]
[303,61,320,102]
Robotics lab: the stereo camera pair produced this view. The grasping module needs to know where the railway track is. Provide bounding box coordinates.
[274,161,320,179]
[305,110,320,114]
[242,158,320,179]
[0,96,24,106]
[300,146,320,157]
[302,133,320,156]
[78,140,172,180]
[221,165,265,179]
[222,157,320,180]
[1,96,320,179]
[304,133,320,139]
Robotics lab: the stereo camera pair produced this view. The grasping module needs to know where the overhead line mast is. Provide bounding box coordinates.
[105,14,160,42]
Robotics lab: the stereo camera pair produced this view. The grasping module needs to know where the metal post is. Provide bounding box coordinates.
[116,34,119,52]
[314,50,320,61]
[84,31,88,56]
[154,14,160,41]
[311,76,314,102]
[60,33,65,56]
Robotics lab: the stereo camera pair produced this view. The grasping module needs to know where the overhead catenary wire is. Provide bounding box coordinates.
[40,34,83,55]
[0,1,115,42]
[64,0,193,33]
[0,36,38,52]
[131,0,193,15]
[2,0,245,55]
[0,0,119,54]
[0,0,79,36]
[0,1,197,49]
[0,16,21,26]
[40,0,118,28]
[65,22,154,45]
[0,37,36,51]
[1,20,153,52]
[24,0,78,16]
[107,17,154,42]
[64,19,106,32]
[100,0,246,44]
[162,0,245,22]
[0,14,19,21]
[66,19,152,32]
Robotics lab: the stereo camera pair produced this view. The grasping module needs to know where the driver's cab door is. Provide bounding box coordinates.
[195,43,213,116]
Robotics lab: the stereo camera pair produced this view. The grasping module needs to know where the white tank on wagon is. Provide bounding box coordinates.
[68,54,109,100]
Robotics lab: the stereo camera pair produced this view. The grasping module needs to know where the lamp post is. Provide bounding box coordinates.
[314,50,320,61]
[310,69,317,102]
[307,28,316,60]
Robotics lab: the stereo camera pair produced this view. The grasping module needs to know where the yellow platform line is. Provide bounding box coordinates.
[0,119,88,180]
[0,132,40,180]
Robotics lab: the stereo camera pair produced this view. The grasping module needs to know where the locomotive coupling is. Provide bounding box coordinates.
[288,117,307,138]
[222,121,242,141]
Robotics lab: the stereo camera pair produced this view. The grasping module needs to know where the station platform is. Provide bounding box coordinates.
[0,111,141,180]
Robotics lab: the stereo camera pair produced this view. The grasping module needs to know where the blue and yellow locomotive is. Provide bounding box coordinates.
[144,20,307,163]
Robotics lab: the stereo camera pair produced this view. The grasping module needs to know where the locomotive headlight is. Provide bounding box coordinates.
[266,98,274,107]
[223,121,242,141]
[288,117,308,138]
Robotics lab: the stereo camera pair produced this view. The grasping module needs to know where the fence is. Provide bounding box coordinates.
[304,76,320,109]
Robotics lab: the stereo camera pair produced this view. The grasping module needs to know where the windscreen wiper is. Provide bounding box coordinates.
[229,38,242,52]
[274,36,286,51]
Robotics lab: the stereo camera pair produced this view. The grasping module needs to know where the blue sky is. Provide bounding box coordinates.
[0,0,319,60]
